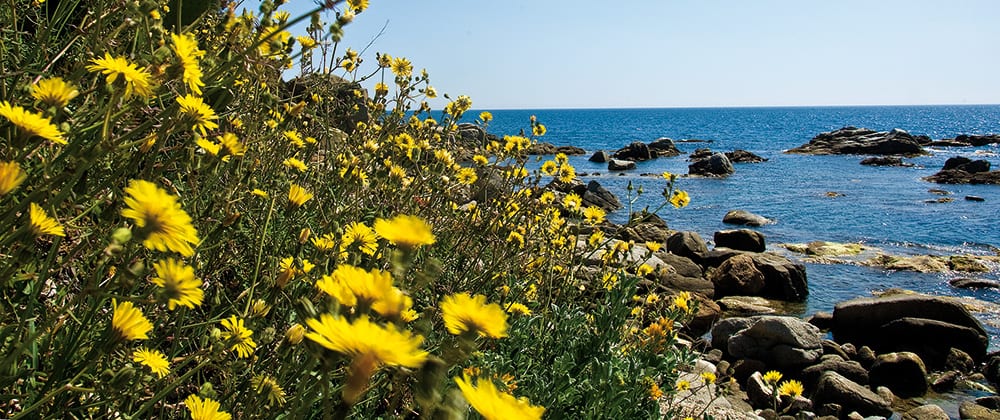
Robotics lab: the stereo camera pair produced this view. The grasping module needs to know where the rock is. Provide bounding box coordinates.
[526,142,586,155]
[588,150,610,163]
[832,295,989,365]
[656,273,715,298]
[657,252,703,279]
[807,311,834,330]
[959,401,1000,420]
[801,359,869,390]
[865,254,948,272]
[582,180,622,211]
[875,386,896,407]
[612,141,653,161]
[817,403,842,418]
[726,149,768,163]
[949,256,990,272]
[930,370,959,392]
[714,229,766,252]
[984,352,1000,386]
[975,396,1000,410]
[868,352,928,398]
[711,254,766,297]
[860,156,913,167]
[813,371,892,418]
[667,231,708,263]
[745,371,775,409]
[944,156,973,170]
[717,296,780,316]
[966,195,986,202]
[946,158,991,173]
[786,127,927,156]
[925,197,954,203]
[825,191,845,198]
[928,188,952,195]
[700,248,747,268]
[949,278,1000,289]
[731,358,767,384]
[689,148,714,160]
[903,404,949,420]
[689,152,735,177]
[946,348,975,373]
[689,295,722,336]
[925,157,1000,184]
[748,253,808,302]
[725,316,823,370]
[955,134,1000,146]
[648,137,682,157]
[723,210,773,227]
[607,158,636,171]
[821,339,849,359]
[710,317,756,351]
[856,346,876,369]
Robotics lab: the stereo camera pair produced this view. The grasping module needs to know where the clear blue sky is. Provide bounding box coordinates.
[269,0,1000,109]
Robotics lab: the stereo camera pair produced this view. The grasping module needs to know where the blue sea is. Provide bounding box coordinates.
[468,105,1000,335]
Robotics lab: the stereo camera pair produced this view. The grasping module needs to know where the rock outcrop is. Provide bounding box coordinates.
[648,137,682,157]
[526,142,586,155]
[688,152,735,177]
[723,210,773,227]
[712,316,823,370]
[710,253,808,301]
[924,156,1000,184]
[786,127,927,156]
[612,141,653,161]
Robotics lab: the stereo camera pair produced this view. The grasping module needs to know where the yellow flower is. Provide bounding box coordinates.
[532,123,547,137]
[778,379,804,397]
[424,86,437,98]
[701,371,717,384]
[150,258,203,310]
[676,380,691,392]
[297,36,317,50]
[763,370,783,385]
[673,291,692,313]
[185,394,231,420]
[315,265,393,308]
[540,161,557,176]
[196,137,221,156]
[503,135,530,153]
[287,183,313,208]
[311,233,336,252]
[170,33,206,95]
[372,287,415,321]
[0,101,66,144]
[133,348,170,378]
[304,314,428,403]
[390,57,412,78]
[258,27,291,57]
[557,163,576,183]
[220,315,256,358]
[251,375,287,406]
[440,293,508,339]
[112,299,152,341]
[86,53,155,98]
[217,132,245,156]
[479,111,493,122]
[347,0,369,12]
[251,189,269,199]
[373,214,436,249]
[282,157,308,172]
[455,375,545,420]
[473,155,489,166]
[342,221,378,255]
[177,94,219,136]
[583,206,606,225]
[670,190,691,208]
[505,302,532,316]
[0,161,27,195]
[648,381,664,400]
[31,77,79,107]
[121,180,199,256]
[636,264,654,277]
[662,171,675,180]
[562,193,582,212]
[456,167,478,185]
[284,130,305,148]
[374,82,389,96]
[28,203,65,237]
[645,241,662,252]
[285,323,306,345]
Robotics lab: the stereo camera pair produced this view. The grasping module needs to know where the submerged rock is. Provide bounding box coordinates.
[526,142,586,155]
[725,149,768,163]
[787,127,927,156]
[860,156,914,167]
[588,150,610,162]
[925,156,1000,184]
[723,209,773,227]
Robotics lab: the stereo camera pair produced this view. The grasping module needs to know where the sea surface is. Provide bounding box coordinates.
[467,105,1000,341]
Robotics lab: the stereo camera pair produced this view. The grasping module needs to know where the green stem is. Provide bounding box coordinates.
[130,356,213,418]
[246,196,277,315]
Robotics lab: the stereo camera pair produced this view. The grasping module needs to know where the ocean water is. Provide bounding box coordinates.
[468,105,1000,335]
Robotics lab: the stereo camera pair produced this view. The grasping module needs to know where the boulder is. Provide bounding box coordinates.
[526,142,586,155]
[966,195,986,202]
[949,278,1000,289]
[860,156,913,167]
[724,316,823,370]
[986,352,1000,385]
[723,209,773,226]
[648,137,681,157]
[657,273,715,299]
[868,352,928,398]
[607,158,636,171]
[717,296,780,316]
[666,231,708,263]
[700,248,747,268]
[612,141,653,161]
[581,180,622,211]
[945,348,975,373]
[710,252,808,301]
[786,127,927,156]
[725,149,768,163]
[930,370,959,392]
[710,317,756,351]
[903,404,949,420]
[959,401,1000,420]
[711,254,766,297]
[954,134,1000,146]
[801,358,869,390]
[657,252,703,279]
[689,153,735,177]
[689,148,714,161]
[942,156,990,173]
[813,371,892,418]
[949,256,990,272]
[714,229,766,252]
[588,150,610,163]
[745,371,775,409]
[831,295,989,364]
[925,157,1000,184]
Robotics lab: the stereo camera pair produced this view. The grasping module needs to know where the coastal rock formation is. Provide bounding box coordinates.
[688,148,713,161]
[688,152,735,177]
[949,278,1000,290]
[526,142,586,155]
[932,134,1000,147]
[607,158,635,171]
[588,150,610,162]
[547,179,622,211]
[714,229,766,252]
[831,294,989,364]
[925,156,1000,184]
[813,371,893,418]
[786,126,927,156]
[725,149,768,163]
[860,156,914,167]
[869,352,929,398]
[714,315,823,370]
[710,253,808,301]
[648,137,682,157]
[723,209,773,226]
[666,231,709,263]
[612,141,653,161]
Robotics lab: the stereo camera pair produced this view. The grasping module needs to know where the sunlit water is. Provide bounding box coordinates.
[470,106,1000,348]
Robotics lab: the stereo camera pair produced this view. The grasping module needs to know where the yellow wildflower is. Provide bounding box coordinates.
[562,193,582,212]
[296,35,317,49]
[176,94,219,136]
[583,206,606,225]
[763,370,783,385]
[373,214,435,249]
[285,323,306,345]
[251,375,287,407]
[347,0,369,12]
[315,265,393,308]
[217,132,245,156]
[170,33,206,95]
[0,101,66,144]
[506,302,532,316]
[284,130,305,148]
[150,258,203,310]
[133,348,170,378]
[479,111,493,122]
[670,190,691,208]
[28,202,65,237]
[673,291,692,313]
[701,371,717,384]
[112,299,152,341]
[440,293,508,339]
[456,167,478,185]
[557,163,576,183]
[31,77,79,107]
[455,375,545,420]
[390,57,413,78]
[778,379,804,397]
[676,380,691,392]
[282,157,308,172]
[121,179,199,256]
[86,53,154,98]
[287,183,313,208]
[220,315,256,358]
[341,221,378,255]
[473,155,489,166]
[0,161,27,195]
[185,394,231,420]
[196,137,221,156]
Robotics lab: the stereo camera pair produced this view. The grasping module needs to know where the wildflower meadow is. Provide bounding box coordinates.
[1,1,705,418]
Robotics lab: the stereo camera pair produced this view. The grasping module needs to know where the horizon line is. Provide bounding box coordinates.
[470,102,1000,111]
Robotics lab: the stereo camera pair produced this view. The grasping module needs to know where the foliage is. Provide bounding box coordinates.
[0,0,696,418]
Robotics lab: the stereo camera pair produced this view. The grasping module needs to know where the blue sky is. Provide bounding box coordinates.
[271,0,1000,109]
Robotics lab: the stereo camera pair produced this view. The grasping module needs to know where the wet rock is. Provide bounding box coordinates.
[807,311,834,330]
[725,316,823,370]
[689,148,714,160]
[903,404,949,420]
[801,358,869,390]
[711,254,766,297]
[953,134,1000,146]
[710,317,756,351]
[949,256,990,272]
[928,188,952,195]
[786,127,927,156]
[930,370,959,392]
[860,156,913,167]
[723,209,773,226]
[588,150,610,163]
[925,157,1000,184]
[612,141,653,161]
[984,352,1000,386]
[648,137,682,157]
[966,195,986,202]
[526,142,585,155]
[607,158,636,171]
[714,229,766,252]
[959,401,1000,420]
[946,347,976,373]
[667,231,708,263]
[942,156,990,173]
[868,352,928,398]
[717,296,780,316]
[689,152,735,177]
[949,278,1000,290]
[865,254,949,272]
[832,295,989,365]
[725,149,768,163]
[813,371,892,418]
[975,396,1000,410]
